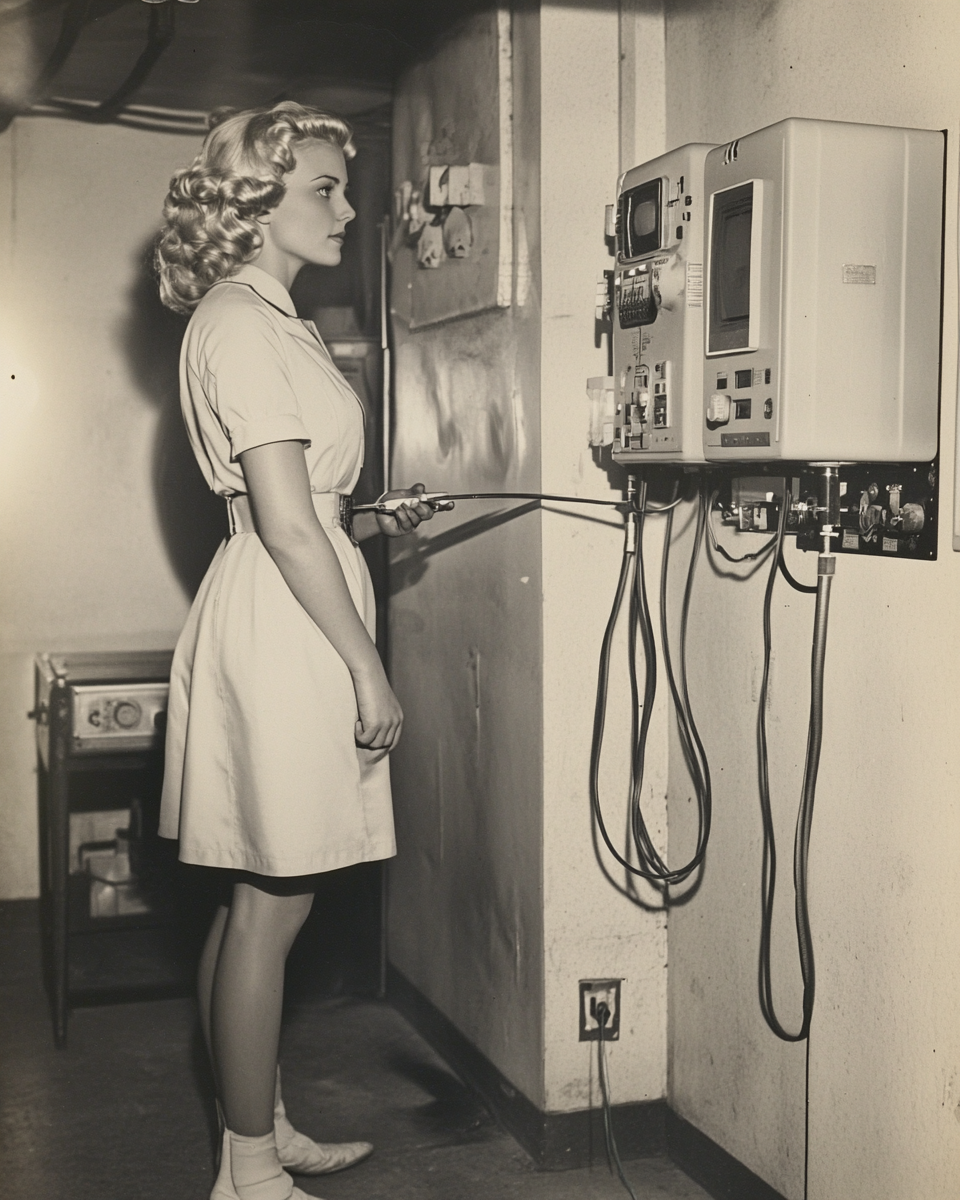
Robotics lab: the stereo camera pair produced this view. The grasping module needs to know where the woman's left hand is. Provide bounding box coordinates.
[375,483,438,538]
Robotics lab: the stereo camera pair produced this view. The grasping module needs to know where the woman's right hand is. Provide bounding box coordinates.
[352,666,404,752]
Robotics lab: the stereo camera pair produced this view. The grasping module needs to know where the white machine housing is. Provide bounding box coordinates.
[612,143,715,464]
[702,118,944,463]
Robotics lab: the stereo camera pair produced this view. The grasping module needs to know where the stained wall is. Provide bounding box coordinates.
[663,1,960,1196]
[386,1,670,1114]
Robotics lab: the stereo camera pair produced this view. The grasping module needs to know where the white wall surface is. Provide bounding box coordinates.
[664,1,960,1197]
[0,120,212,899]
[539,0,668,1112]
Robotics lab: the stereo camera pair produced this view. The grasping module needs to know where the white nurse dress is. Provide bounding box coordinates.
[158,264,395,877]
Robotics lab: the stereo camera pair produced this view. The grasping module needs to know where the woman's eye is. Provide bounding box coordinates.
[316,185,333,198]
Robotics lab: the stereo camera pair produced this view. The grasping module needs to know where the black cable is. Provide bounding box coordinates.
[91,3,176,122]
[757,484,833,1042]
[707,490,779,564]
[0,0,93,133]
[353,490,627,513]
[778,549,818,594]
[596,1002,639,1200]
[589,526,637,871]
[4,2,177,132]
[589,480,709,886]
[659,482,712,882]
[628,479,668,877]
[369,480,702,887]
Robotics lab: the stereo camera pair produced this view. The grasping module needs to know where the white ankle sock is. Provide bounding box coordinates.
[273,1066,297,1149]
[229,1131,293,1200]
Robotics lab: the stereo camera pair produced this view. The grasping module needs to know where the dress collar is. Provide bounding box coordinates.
[222,264,297,318]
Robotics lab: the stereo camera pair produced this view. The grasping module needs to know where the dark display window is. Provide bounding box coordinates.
[709,182,754,353]
[619,178,663,259]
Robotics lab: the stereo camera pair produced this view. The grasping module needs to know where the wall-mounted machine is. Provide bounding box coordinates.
[702,117,945,463]
[611,144,716,464]
[591,117,945,1057]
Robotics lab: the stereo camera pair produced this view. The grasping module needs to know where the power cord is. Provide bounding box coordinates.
[659,482,712,881]
[590,478,711,885]
[778,548,818,594]
[707,489,779,564]
[757,483,834,1042]
[595,1001,639,1200]
[353,490,627,514]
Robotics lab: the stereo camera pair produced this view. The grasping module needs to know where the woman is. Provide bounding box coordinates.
[155,102,439,1200]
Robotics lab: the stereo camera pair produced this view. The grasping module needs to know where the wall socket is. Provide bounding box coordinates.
[579,978,621,1041]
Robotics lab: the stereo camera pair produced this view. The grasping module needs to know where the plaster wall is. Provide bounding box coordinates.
[386,9,547,1107]
[539,0,667,1112]
[0,120,210,899]
[663,1,960,1196]
[387,2,670,1114]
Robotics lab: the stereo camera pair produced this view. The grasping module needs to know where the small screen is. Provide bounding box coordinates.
[632,200,658,240]
[619,179,662,259]
[709,182,754,353]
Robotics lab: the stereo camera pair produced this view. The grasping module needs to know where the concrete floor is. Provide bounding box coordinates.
[0,902,709,1200]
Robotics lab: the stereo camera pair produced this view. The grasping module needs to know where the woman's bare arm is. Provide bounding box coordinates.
[238,440,403,749]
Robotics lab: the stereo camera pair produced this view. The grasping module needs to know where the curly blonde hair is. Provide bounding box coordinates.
[156,102,355,314]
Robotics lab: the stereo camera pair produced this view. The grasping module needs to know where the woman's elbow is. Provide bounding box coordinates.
[256,516,324,562]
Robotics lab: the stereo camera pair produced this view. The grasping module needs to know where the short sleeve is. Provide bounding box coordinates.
[196,296,311,461]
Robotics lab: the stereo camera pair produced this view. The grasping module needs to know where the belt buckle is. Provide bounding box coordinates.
[338,494,355,542]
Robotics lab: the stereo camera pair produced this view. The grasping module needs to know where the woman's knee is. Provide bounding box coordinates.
[227,879,314,948]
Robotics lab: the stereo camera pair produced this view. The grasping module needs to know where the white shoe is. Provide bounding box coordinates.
[275,1066,373,1176]
[277,1132,374,1176]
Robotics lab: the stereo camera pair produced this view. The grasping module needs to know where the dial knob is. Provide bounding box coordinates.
[707,393,731,425]
[113,700,142,729]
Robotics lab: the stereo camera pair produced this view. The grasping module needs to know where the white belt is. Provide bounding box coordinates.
[226,492,353,539]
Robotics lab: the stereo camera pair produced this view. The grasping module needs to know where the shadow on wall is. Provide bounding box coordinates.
[122,238,227,599]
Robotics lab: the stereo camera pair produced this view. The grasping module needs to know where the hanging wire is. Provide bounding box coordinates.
[596,1003,639,1200]
[778,548,818,594]
[87,2,176,122]
[0,0,93,134]
[757,483,832,1042]
[2,0,177,132]
[707,489,779,564]
[589,478,711,886]
[659,481,712,882]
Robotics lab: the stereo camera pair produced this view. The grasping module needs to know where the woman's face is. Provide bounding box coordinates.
[258,139,356,274]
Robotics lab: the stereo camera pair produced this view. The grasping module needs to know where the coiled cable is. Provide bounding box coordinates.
[590,478,711,886]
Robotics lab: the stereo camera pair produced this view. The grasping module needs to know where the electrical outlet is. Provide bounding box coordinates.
[579,978,621,1041]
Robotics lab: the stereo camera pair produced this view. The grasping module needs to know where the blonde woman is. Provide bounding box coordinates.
[156,102,439,1200]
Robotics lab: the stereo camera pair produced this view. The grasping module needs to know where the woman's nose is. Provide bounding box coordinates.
[340,197,356,224]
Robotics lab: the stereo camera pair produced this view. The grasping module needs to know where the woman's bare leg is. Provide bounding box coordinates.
[211,879,315,1136]
[198,902,229,1086]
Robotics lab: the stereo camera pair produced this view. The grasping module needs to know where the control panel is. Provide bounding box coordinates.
[714,461,938,560]
[611,143,715,464]
[71,682,169,754]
